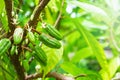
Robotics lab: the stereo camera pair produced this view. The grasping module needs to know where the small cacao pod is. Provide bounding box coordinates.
[39,34,61,49]
[13,27,23,44]
[10,45,17,55]
[28,31,35,43]
[32,45,47,66]
[43,24,62,40]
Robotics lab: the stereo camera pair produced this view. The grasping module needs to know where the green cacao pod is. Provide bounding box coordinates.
[13,27,23,44]
[43,24,62,40]
[0,38,11,56]
[10,45,17,55]
[33,45,47,66]
[28,31,35,43]
[39,34,61,49]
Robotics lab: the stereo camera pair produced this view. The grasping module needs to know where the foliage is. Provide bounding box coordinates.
[0,0,120,80]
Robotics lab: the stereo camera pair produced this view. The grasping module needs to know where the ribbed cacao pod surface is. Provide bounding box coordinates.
[0,38,11,56]
[33,45,47,66]
[44,24,62,40]
[39,34,61,49]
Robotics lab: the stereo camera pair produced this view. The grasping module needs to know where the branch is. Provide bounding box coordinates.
[25,72,75,80]
[32,28,41,35]
[0,32,7,39]
[10,54,25,80]
[21,45,32,52]
[16,0,23,14]
[74,74,87,79]
[54,0,64,28]
[28,0,50,28]
[4,0,16,33]
[39,0,42,3]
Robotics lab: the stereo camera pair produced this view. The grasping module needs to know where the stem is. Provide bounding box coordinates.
[54,0,64,28]
[25,72,75,80]
[4,0,16,33]
[28,0,50,28]
[21,46,32,52]
[0,32,7,39]
[32,28,41,35]
[74,74,87,79]
[16,0,23,14]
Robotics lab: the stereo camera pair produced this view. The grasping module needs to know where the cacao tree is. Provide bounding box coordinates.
[0,0,120,80]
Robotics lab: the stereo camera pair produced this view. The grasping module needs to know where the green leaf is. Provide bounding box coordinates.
[73,20,110,80]
[44,7,54,24]
[0,0,4,14]
[0,12,9,32]
[61,62,85,75]
[35,0,39,5]
[100,56,120,80]
[69,1,110,23]
[42,42,63,76]
[82,20,108,30]
[61,62,102,80]
[71,47,93,62]
[99,68,110,80]
[108,56,120,78]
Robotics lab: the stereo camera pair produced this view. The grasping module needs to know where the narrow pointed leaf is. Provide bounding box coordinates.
[73,20,110,80]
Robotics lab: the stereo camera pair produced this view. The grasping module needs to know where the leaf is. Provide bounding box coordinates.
[44,6,54,24]
[99,69,110,80]
[0,13,9,32]
[0,0,8,32]
[82,20,108,30]
[42,42,63,76]
[108,56,120,78]
[73,20,110,80]
[69,1,110,22]
[0,0,4,14]
[100,56,120,80]
[63,31,88,61]
[35,0,39,5]
[61,62,85,75]
[71,47,93,62]
[61,62,102,80]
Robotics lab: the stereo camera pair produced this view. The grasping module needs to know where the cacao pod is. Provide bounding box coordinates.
[28,31,35,43]
[33,45,47,66]
[10,45,17,55]
[13,27,23,44]
[0,38,11,56]
[44,24,62,40]
[39,34,61,49]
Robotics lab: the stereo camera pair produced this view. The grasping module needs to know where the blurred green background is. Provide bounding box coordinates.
[0,0,120,80]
